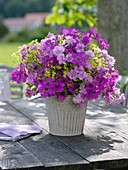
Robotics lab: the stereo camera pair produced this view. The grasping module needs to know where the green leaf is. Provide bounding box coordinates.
[45,15,52,24]
[57,15,66,24]
[76,12,85,20]
[86,14,97,27]
[45,0,98,27]
[77,0,84,3]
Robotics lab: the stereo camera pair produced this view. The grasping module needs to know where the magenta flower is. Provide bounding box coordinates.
[56,92,66,100]
[52,83,65,93]
[83,35,92,47]
[98,38,109,49]
[68,83,77,94]
[11,69,27,84]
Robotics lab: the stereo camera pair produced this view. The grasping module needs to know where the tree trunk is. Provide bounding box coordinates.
[98,0,128,74]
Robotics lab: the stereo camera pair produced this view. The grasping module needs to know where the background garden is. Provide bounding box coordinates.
[0,0,55,67]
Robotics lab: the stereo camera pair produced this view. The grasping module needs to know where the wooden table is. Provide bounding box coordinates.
[0,97,128,170]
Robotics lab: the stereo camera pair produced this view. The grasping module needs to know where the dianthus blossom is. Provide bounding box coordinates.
[11,27,125,107]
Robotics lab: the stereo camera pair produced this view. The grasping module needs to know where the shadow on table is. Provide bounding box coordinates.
[89,99,127,113]
[19,132,124,169]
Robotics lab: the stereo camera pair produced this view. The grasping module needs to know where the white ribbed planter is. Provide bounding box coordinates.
[46,96,87,136]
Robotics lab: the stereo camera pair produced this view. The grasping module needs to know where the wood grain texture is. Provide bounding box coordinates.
[55,102,128,169]
[0,142,43,169]
[6,98,128,169]
[19,131,89,168]
[8,98,49,131]
[0,100,89,170]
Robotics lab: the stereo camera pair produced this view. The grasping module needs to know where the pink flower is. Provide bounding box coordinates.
[57,54,66,64]
[85,50,94,59]
[108,56,116,68]
[75,43,85,53]
[53,45,65,56]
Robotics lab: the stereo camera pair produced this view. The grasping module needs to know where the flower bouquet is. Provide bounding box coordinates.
[11,27,125,136]
[11,27,125,107]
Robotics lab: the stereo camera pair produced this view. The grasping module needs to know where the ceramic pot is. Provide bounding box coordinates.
[46,96,87,136]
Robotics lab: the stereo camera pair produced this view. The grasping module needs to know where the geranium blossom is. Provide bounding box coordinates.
[11,28,125,107]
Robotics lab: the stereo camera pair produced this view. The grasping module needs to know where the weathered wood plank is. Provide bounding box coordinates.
[8,99,49,131]
[55,104,128,169]
[0,102,43,169]
[0,102,89,169]
[0,142,43,169]
[87,102,128,139]
[0,102,36,125]
[19,131,89,168]
[8,98,128,169]
[55,124,128,169]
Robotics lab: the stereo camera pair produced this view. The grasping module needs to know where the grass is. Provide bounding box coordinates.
[0,42,22,67]
[0,42,26,98]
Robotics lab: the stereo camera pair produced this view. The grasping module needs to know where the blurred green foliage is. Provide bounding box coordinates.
[31,24,58,41]
[0,19,9,38]
[46,0,97,27]
[0,0,54,18]
[6,25,58,43]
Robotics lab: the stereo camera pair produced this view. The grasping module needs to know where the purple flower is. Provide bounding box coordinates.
[53,45,65,56]
[26,88,32,97]
[98,38,109,49]
[75,43,85,53]
[47,32,54,38]
[40,39,53,56]
[103,92,125,104]
[83,60,92,69]
[27,73,37,85]
[85,83,96,91]
[11,66,27,84]
[68,83,77,94]
[83,35,92,46]
[38,83,53,97]
[65,35,76,45]
[109,70,119,79]
[56,78,71,84]
[66,54,73,62]
[52,83,65,93]
[20,45,29,57]
[40,56,50,66]
[97,66,106,76]
[30,45,37,50]
[90,27,99,39]
[56,92,66,100]
[57,54,66,64]
[100,50,110,60]
[68,66,89,81]
[85,50,94,59]
[108,56,116,68]
[73,94,84,105]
